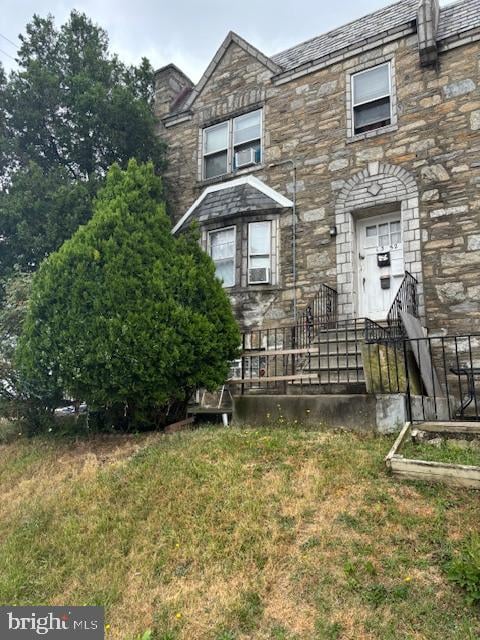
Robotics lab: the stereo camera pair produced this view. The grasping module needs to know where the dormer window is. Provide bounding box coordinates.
[352,62,391,134]
[202,109,262,180]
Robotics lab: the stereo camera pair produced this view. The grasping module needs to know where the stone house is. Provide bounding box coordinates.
[154,0,480,343]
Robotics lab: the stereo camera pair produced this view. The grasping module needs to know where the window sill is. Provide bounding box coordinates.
[197,164,265,188]
[226,283,281,294]
[346,123,398,144]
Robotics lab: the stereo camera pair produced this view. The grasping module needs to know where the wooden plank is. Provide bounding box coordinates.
[164,417,195,433]
[390,457,480,489]
[241,347,313,357]
[385,422,411,466]
[400,311,443,397]
[228,374,317,384]
[420,421,480,434]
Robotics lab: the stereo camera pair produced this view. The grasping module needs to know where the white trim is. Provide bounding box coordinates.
[171,175,293,234]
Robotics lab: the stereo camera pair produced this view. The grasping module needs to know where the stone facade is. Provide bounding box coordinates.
[155,0,480,335]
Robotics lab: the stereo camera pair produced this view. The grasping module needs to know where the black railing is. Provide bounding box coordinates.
[387,271,418,339]
[293,284,337,349]
[233,317,366,394]
[405,334,480,422]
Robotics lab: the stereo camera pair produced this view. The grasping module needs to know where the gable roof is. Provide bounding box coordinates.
[165,0,480,119]
[176,32,282,113]
[171,176,293,234]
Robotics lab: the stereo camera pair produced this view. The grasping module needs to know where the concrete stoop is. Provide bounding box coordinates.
[233,393,407,434]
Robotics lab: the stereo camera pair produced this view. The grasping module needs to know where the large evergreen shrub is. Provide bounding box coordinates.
[16,160,239,430]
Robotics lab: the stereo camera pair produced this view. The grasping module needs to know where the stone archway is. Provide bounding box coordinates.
[334,161,423,320]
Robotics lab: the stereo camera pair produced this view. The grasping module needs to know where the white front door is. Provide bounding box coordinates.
[356,212,404,320]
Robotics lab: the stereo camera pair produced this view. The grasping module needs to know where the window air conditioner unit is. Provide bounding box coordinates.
[235,147,258,169]
[248,267,270,284]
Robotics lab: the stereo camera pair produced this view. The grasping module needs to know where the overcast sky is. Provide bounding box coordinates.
[1,0,458,82]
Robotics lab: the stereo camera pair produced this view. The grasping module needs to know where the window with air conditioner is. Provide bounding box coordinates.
[208,227,235,287]
[248,221,271,284]
[233,110,261,169]
[352,62,392,135]
[202,109,262,179]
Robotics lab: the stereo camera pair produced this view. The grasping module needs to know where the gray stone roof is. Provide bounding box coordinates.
[271,0,418,70]
[437,0,480,41]
[194,183,287,224]
[271,0,480,72]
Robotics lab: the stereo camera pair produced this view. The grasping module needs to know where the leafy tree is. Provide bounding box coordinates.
[16,161,240,430]
[0,11,165,278]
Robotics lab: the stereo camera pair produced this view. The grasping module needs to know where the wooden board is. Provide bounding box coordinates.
[385,422,411,466]
[400,311,443,397]
[229,374,317,384]
[241,347,313,357]
[390,456,480,489]
[419,421,480,434]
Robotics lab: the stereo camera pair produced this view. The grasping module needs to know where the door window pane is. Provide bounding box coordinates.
[209,228,235,287]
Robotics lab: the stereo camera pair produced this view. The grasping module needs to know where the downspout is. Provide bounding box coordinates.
[269,159,298,322]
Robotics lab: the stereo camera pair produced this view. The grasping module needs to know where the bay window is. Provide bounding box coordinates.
[248,221,271,284]
[208,227,235,287]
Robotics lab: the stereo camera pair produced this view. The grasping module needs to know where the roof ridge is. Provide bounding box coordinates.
[271,0,416,62]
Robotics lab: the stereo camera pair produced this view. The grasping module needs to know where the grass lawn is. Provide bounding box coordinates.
[0,426,478,640]
[401,439,480,467]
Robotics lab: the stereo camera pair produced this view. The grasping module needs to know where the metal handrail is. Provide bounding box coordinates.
[386,271,418,338]
[293,284,338,349]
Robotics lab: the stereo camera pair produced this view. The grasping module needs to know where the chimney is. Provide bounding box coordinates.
[417,0,440,67]
[154,64,194,119]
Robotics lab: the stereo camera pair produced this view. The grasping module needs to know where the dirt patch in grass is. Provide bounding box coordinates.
[0,427,478,640]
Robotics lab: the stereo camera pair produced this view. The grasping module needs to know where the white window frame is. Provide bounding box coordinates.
[202,109,262,180]
[207,226,236,288]
[203,121,230,181]
[351,62,392,135]
[248,221,272,279]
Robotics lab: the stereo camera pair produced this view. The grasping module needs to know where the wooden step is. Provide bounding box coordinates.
[418,421,480,434]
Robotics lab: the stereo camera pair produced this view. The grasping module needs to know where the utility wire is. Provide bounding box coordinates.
[0,47,16,62]
[0,32,18,49]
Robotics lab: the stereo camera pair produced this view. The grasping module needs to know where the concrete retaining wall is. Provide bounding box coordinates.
[233,393,407,433]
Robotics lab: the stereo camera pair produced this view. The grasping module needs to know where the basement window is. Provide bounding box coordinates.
[208,227,236,287]
[352,62,391,135]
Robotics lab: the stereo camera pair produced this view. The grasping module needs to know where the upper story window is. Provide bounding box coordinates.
[208,226,235,287]
[202,109,262,180]
[352,62,391,135]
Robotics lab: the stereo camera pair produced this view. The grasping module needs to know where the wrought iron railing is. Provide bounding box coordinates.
[405,333,480,422]
[386,271,418,339]
[292,284,337,349]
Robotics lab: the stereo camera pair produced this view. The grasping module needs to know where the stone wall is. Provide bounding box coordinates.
[157,33,480,334]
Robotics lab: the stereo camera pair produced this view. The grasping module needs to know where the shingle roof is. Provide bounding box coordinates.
[271,0,480,72]
[271,0,418,71]
[194,183,287,224]
[437,0,480,41]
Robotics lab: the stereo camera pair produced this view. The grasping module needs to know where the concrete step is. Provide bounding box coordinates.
[287,382,367,395]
